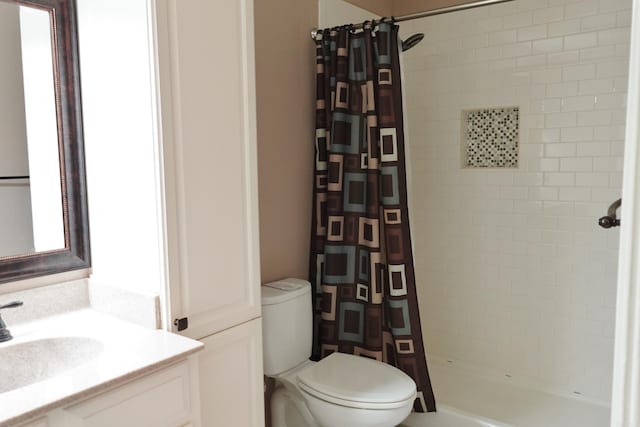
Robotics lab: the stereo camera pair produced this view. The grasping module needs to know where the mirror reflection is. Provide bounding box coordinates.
[0,2,64,259]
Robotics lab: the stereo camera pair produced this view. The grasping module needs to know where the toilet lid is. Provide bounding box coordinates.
[297,353,416,409]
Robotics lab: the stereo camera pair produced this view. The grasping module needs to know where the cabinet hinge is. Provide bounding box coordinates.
[174,317,188,331]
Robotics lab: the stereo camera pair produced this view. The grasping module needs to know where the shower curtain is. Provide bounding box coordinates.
[309,21,436,412]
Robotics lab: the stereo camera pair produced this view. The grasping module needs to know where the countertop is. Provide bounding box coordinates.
[0,309,203,426]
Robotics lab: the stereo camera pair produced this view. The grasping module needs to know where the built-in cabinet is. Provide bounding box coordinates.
[154,0,264,426]
[155,0,261,341]
[198,318,264,427]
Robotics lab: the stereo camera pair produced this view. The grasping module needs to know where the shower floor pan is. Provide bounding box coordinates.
[401,359,610,427]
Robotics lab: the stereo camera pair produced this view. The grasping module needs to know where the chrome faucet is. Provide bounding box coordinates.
[0,301,24,343]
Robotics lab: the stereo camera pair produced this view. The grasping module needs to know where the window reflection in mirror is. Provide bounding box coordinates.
[0,2,64,259]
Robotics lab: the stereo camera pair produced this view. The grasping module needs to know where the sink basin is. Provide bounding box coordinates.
[0,337,104,393]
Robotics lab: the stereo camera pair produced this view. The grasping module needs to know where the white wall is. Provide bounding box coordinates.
[77,0,164,296]
[0,3,34,257]
[400,0,630,403]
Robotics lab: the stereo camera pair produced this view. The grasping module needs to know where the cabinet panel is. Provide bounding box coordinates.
[18,418,48,427]
[199,318,264,427]
[62,361,193,427]
[155,0,261,340]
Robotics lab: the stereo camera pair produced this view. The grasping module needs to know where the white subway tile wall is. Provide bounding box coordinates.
[400,0,629,403]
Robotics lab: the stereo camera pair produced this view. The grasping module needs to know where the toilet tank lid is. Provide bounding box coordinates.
[261,278,310,306]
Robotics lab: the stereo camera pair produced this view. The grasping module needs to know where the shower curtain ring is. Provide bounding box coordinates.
[379,16,392,28]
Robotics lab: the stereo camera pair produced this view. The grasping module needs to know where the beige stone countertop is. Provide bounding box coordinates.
[0,309,203,426]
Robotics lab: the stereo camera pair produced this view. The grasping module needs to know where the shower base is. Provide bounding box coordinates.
[401,359,610,427]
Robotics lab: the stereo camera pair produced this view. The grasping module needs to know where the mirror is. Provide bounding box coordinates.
[1,2,63,257]
[0,0,90,283]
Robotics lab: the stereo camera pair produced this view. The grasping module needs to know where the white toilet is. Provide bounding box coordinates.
[262,278,417,427]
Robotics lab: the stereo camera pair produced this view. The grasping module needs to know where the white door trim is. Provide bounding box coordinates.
[611,1,640,426]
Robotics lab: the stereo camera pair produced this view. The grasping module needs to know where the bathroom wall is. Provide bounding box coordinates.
[341,0,393,16]
[399,0,629,403]
[393,0,487,16]
[342,0,498,17]
[78,0,165,297]
[255,0,317,284]
[320,0,378,27]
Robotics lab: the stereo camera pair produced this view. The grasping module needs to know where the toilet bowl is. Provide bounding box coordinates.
[262,279,417,427]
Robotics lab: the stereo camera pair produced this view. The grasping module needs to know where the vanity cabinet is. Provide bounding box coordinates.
[55,360,196,427]
[17,358,200,427]
[154,0,264,426]
[18,419,48,427]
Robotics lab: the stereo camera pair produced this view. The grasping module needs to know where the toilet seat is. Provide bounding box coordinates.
[296,353,416,410]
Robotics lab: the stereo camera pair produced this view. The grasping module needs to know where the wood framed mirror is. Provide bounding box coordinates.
[0,0,90,283]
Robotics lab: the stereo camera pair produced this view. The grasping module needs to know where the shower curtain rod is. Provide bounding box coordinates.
[311,0,515,39]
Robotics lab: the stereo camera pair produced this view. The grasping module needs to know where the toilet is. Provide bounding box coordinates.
[262,278,416,427]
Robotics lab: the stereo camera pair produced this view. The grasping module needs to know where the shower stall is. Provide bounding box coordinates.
[319,0,630,425]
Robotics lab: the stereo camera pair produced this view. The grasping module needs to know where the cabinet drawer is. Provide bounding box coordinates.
[62,361,192,427]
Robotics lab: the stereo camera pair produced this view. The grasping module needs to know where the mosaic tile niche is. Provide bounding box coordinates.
[462,106,519,168]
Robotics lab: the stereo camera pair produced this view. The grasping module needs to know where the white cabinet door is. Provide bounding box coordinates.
[198,318,265,427]
[17,418,48,427]
[154,0,261,340]
[58,361,195,427]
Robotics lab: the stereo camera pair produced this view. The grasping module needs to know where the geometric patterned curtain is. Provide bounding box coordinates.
[309,21,436,413]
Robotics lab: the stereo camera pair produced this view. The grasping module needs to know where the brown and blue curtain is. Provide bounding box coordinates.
[309,22,436,412]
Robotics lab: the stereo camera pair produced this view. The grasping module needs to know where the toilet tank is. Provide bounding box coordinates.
[261,278,313,376]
